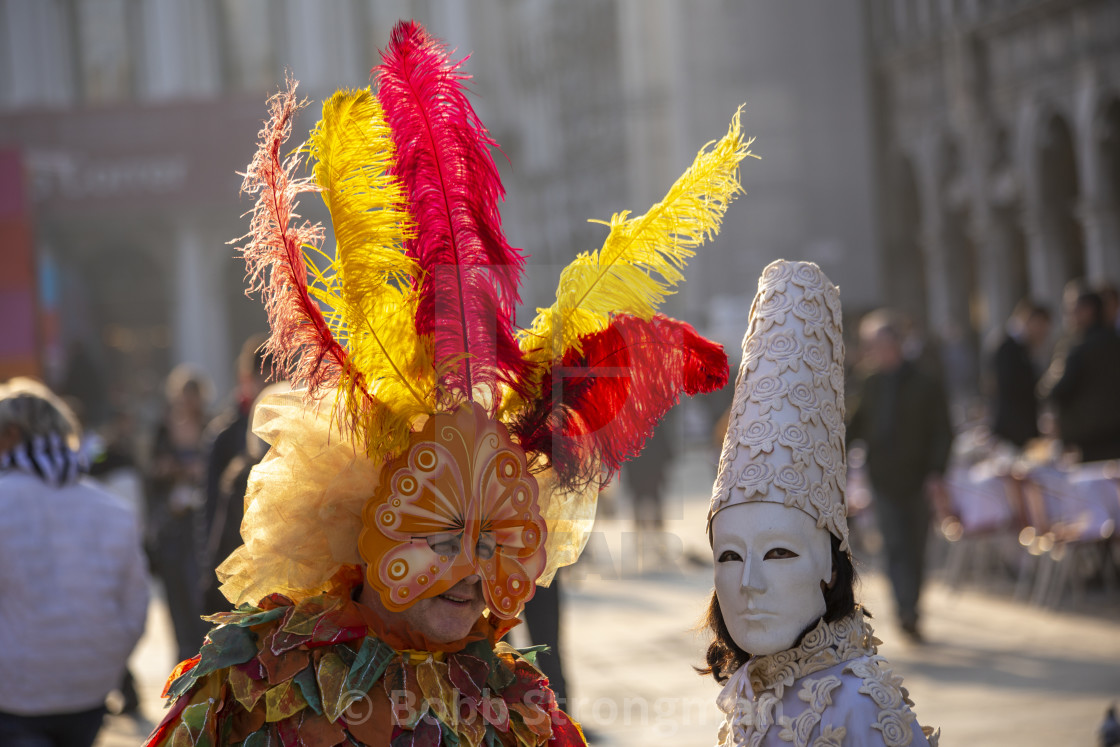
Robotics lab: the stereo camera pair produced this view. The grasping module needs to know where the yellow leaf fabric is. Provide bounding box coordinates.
[416,658,458,729]
[306,88,435,457]
[519,107,753,377]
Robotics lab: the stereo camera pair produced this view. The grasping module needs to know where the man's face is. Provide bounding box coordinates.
[1073,300,1097,332]
[1024,314,1051,349]
[712,502,831,656]
[860,328,902,373]
[362,573,487,644]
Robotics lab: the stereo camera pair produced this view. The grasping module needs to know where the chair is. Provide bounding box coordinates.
[940,464,1023,591]
[1019,462,1120,608]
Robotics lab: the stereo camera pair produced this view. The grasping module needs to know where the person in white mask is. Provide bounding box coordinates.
[701,260,937,747]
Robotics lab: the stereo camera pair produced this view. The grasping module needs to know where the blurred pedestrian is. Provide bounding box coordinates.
[89,408,145,521]
[989,300,1052,449]
[847,310,953,641]
[1099,282,1120,333]
[1037,278,1088,397]
[201,380,288,617]
[622,412,676,564]
[939,321,979,420]
[0,378,149,747]
[1101,704,1120,747]
[522,574,570,710]
[145,364,212,662]
[1045,288,1120,462]
[87,408,146,716]
[199,334,273,614]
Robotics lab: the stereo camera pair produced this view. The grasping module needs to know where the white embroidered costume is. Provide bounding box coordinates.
[714,613,936,747]
[708,261,937,747]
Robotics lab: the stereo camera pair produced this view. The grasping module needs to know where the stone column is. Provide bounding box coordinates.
[282,0,366,91]
[914,136,953,338]
[0,0,75,107]
[1017,103,1067,313]
[945,29,1004,343]
[979,213,1019,334]
[1021,206,1066,314]
[1074,84,1120,283]
[617,0,684,209]
[171,221,232,398]
[138,0,220,100]
[617,0,688,318]
[1080,196,1120,283]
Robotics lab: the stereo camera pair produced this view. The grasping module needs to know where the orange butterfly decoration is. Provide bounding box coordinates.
[359,403,547,618]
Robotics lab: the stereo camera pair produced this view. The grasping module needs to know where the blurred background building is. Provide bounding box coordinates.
[0,0,1116,430]
[867,0,1120,409]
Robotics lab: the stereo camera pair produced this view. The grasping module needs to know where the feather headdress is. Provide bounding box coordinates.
[221,20,751,618]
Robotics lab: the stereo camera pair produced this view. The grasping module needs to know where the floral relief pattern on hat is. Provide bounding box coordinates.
[709,260,849,549]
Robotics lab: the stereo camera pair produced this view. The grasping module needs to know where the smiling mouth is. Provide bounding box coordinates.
[438,592,476,605]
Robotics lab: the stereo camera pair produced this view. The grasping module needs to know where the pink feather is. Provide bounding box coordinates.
[237,78,371,417]
[375,20,528,408]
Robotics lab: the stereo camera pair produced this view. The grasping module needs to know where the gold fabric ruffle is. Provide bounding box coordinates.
[217,389,380,606]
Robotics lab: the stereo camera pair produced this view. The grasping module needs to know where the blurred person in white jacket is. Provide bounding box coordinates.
[0,378,150,747]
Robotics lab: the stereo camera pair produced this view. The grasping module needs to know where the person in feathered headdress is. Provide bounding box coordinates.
[701,261,937,747]
[145,20,749,747]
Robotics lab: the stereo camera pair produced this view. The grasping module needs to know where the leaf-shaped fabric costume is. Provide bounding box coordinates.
[144,568,586,747]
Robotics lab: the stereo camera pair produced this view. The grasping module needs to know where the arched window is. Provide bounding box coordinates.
[1038,113,1086,284]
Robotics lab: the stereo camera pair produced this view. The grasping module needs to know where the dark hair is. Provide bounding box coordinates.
[1012,298,1051,324]
[238,333,273,381]
[697,533,860,683]
[1027,305,1052,323]
[0,378,80,444]
[1076,290,1105,328]
[859,308,904,345]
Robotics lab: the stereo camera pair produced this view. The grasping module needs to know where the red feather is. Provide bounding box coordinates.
[510,314,729,489]
[375,20,528,407]
[237,79,372,415]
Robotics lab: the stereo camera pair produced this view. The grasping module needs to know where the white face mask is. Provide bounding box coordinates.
[712,502,832,656]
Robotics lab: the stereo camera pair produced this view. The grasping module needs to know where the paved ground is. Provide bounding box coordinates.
[98,450,1120,746]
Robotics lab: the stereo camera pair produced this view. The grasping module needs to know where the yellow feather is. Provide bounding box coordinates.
[307,88,435,455]
[520,107,754,372]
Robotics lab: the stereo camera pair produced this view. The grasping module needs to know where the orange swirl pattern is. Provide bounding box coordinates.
[359,403,547,618]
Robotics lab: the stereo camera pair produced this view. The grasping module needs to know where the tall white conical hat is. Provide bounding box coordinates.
[709,259,849,550]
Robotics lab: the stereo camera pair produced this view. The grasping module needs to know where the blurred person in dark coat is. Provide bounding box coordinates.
[1099,282,1120,333]
[989,300,1051,448]
[622,411,675,536]
[0,378,149,747]
[1038,278,1089,398]
[199,335,273,615]
[146,364,212,662]
[201,380,289,617]
[847,310,953,641]
[87,408,146,716]
[1046,289,1120,462]
[1101,704,1120,747]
